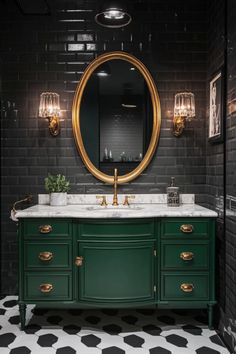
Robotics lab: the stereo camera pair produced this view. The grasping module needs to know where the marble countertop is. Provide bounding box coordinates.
[15,203,218,219]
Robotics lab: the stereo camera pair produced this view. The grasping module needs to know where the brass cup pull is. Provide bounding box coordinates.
[39,225,52,234]
[39,252,53,262]
[180,283,194,293]
[75,256,83,267]
[40,283,53,293]
[180,252,194,261]
[180,224,194,233]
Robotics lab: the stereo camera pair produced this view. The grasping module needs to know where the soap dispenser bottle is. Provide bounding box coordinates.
[167,177,180,207]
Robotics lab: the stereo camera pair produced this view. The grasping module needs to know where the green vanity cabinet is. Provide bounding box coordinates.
[18,217,216,329]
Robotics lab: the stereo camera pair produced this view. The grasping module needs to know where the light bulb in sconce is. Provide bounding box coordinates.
[39,92,61,136]
[173,92,195,136]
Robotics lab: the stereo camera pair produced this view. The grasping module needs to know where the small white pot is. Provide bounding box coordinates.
[50,193,67,206]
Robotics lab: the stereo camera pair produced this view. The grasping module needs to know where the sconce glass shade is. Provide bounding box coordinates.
[39,92,61,136]
[39,92,60,118]
[95,1,132,28]
[174,92,195,122]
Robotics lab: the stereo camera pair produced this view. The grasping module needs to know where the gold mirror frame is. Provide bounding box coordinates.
[72,51,161,184]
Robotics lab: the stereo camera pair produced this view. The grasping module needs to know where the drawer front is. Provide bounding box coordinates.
[23,219,71,238]
[79,219,155,239]
[161,273,209,300]
[161,242,209,270]
[24,242,72,269]
[24,273,72,300]
[161,219,209,238]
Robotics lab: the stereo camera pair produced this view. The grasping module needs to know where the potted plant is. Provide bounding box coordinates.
[45,173,70,206]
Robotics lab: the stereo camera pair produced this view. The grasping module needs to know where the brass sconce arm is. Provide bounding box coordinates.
[173,115,186,137]
[48,115,60,136]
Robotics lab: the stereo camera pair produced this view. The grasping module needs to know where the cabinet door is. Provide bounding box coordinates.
[77,241,155,304]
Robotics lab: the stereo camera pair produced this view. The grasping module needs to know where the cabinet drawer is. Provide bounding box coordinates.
[161,273,209,300]
[24,242,72,269]
[161,242,209,270]
[23,219,72,238]
[24,273,72,301]
[79,219,155,239]
[161,219,210,238]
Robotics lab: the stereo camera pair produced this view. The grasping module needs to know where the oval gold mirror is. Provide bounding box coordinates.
[72,51,161,184]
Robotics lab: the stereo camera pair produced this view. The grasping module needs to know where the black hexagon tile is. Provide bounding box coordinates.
[182,324,203,335]
[37,333,58,347]
[9,346,31,354]
[0,333,16,346]
[56,346,76,354]
[103,324,122,335]
[165,334,188,347]
[102,347,125,354]
[123,334,145,347]
[150,347,172,354]
[196,346,221,354]
[63,324,81,334]
[143,324,162,336]
[81,334,101,347]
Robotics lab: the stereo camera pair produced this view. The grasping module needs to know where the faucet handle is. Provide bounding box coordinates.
[123,195,135,206]
[96,195,108,206]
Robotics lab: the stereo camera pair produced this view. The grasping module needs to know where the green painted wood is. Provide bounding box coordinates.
[78,241,155,303]
[78,219,155,239]
[161,272,209,300]
[23,218,72,238]
[24,273,72,301]
[161,218,210,238]
[24,241,72,269]
[161,241,209,270]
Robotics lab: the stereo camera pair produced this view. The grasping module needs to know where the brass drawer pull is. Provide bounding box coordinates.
[75,256,83,267]
[38,251,53,262]
[39,225,52,234]
[40,283,53,293]
[180,224,194,233]
[180,283,194,292]
[180,251,194,261]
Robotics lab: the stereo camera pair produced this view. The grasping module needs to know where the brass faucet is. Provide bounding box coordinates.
[112,168,119,206]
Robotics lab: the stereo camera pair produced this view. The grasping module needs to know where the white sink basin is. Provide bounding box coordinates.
[86,205,143,212]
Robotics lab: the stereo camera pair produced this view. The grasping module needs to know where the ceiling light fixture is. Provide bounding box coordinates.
[95,1,132,28]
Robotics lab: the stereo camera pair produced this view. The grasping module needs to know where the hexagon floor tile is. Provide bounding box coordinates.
[0,296,230,353]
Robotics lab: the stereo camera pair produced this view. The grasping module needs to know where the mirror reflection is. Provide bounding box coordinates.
[80,59,153,176]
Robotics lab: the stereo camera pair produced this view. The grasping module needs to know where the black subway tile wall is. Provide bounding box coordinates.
[0,0,208,294]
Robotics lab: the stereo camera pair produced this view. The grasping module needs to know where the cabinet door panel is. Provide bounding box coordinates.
[78,242,155,303]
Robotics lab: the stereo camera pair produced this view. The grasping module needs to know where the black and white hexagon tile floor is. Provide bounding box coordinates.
[0,296,230,354]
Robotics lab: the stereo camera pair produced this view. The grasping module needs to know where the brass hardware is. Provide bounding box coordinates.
[40,283,53,293]
[180,224,194,233]
[12,195,33,213]
[72,51,161,184]
[180,283,194,293]
[123,195,135,206]
[173,115,185,137]
[39,225,52,234]
[112,168,119,206]
[96,195,108,206]
[154,249,157,257]
[75,256,83,267]
[39,251,53,262]
[180,251,194,261]
[48,115,60,136]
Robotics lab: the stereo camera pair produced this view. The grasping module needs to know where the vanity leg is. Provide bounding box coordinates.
[208,304,214,329]
[19,303,26,330]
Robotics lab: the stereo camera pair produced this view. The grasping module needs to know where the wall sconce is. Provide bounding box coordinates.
[39,92,61,136]
[173,92,195,136]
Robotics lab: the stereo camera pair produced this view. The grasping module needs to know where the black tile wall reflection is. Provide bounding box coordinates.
[1,0,208,294]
